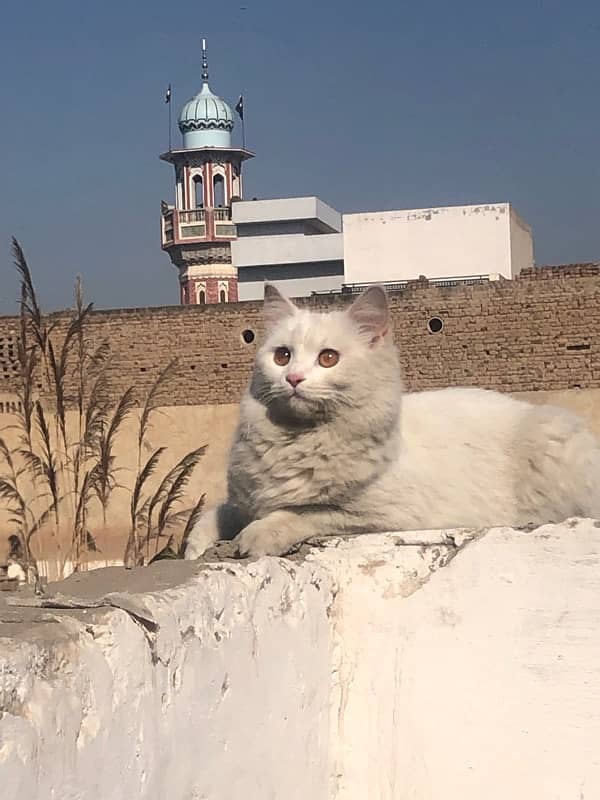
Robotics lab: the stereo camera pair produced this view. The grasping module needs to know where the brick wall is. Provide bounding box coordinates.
[0,264,598,407]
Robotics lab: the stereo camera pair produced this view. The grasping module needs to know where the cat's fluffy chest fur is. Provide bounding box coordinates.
[185,284,600,559]
[227,390,400,519]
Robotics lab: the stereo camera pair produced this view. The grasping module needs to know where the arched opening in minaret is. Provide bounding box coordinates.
[197,287,206,304]
[193,175,204,209]
[213,174,225,208]
[220,289,227,303]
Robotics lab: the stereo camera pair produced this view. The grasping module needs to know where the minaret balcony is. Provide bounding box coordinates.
[160,206,236,247]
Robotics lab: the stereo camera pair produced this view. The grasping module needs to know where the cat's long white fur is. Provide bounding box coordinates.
[185,284,600,558]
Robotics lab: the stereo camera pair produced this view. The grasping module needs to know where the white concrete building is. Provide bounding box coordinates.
[231,197,344,300]
[343,202,533,286]
[230,199,534,299]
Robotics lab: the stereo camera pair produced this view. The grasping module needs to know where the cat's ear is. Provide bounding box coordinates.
[348,286,390,344]
[263,283,297,329]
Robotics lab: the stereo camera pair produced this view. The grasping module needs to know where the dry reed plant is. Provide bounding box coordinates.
[0,239,207,585]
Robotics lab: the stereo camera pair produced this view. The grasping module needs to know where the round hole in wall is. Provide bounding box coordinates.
[241,329,255,344]
[427,317,444,334]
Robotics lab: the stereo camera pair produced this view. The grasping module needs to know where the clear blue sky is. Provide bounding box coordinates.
[1,0,599,312]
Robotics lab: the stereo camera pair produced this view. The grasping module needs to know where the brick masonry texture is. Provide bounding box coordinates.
[0,264,598,407]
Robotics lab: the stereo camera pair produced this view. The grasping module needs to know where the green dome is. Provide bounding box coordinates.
[178,82,234,148]
[177,41,235,149]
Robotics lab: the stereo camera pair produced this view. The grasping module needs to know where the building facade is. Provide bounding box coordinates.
[343,203,533,286]
[231,197,344,300]
[229,200,534,300]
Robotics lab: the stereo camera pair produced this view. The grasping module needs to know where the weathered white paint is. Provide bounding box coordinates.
[0,558,334,800]
[343,202,534,284]
[2,520,599,799]
[321,522,600,799]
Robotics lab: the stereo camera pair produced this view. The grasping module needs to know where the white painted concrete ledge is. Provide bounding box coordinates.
[1,520,600,799]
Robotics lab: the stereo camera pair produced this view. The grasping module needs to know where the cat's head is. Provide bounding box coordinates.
[250,283,400,425]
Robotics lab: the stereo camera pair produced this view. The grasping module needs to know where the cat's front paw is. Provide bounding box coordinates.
[184,508,219,559]
[235,519,295,558]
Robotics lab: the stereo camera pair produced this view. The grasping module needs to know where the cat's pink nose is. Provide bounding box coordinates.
[286,373,305,388]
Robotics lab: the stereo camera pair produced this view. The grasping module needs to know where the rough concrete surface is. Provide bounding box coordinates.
[1,520,600,799]
[0,557,334,800]
[321,521,600,800]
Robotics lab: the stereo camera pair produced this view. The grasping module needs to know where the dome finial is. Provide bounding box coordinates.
[201,38,209,84]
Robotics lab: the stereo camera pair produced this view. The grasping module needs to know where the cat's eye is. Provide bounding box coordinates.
[273,346,291,366]
[318,349,340,368]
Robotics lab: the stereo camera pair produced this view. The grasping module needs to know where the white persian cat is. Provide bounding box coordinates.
[185,284,600,558]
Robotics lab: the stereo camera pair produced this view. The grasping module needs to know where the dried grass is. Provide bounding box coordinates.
[2,239,208,583]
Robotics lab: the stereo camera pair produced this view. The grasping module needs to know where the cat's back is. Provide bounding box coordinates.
[382,387,528,527]
[389,386,600,527]
[401,386,527,449]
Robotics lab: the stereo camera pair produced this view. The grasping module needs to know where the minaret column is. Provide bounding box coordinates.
[159,38,254,305]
